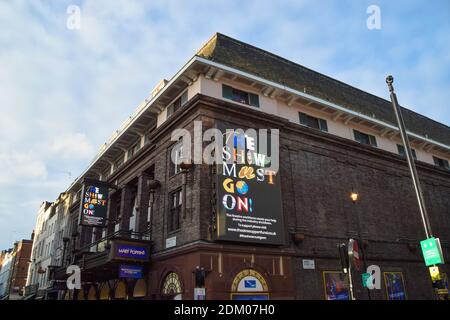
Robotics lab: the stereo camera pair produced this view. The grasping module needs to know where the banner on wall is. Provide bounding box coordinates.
[79,178,110,227]
[323,271,350,301]
[384,272,407,300]
[213,123,284,245]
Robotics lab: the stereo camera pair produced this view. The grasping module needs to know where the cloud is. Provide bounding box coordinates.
[0,151,47,185]
[50,132,95,160]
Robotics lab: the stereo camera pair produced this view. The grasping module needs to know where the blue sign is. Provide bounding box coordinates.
[116,244,149,261]
[244,280,257,288]
[119,265,143,279]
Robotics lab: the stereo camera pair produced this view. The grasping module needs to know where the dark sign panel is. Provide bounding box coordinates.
[213,124,284,245]
[110,241,150,262]
[119,265,143,279]
[79,178,109,227]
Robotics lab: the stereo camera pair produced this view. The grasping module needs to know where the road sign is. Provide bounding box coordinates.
[362,273,371,288]
[348,239,361,271]
[420,237,444,266]
[429,266,441,282]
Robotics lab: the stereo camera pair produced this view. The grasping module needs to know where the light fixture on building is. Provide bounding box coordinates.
[350,190,359,203]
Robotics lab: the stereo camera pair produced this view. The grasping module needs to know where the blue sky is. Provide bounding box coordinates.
[0,0,449,249]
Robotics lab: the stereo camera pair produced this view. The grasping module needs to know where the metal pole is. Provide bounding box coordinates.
[348,264,355,300]
[386,75,433,239]
[354,202,371,300]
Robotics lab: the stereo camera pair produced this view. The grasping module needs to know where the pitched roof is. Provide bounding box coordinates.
[196,33,450,146]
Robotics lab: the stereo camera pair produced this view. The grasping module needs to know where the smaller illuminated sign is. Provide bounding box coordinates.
[119,265,143,279]
[109,240,150,263]
[116,244,149,260]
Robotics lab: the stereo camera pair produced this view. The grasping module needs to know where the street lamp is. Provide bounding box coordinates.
[350,190,359,203]
[349,188,371,300]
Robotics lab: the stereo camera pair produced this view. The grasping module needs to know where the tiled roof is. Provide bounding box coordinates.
[197,33,450,146]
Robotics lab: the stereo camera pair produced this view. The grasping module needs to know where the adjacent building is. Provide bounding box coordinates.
[30,33,450,300]
[0,238,33,300]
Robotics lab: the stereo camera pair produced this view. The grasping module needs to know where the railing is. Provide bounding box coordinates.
[79,230,151,254]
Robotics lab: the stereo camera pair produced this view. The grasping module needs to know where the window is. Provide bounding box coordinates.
[167,91,188,118]
[168,189,182,232]
[433,156,449,169]
[397,144,417,160]
[128,142,140,159]
[114,154,124,170]
[354,130,377,147]
[170,143,183,176]
[299,112,328,132]
[222,84,260,108]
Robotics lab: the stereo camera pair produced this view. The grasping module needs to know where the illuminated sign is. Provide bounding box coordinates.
[116,244,149,260]
[119,265,143,279]
[213,124,284,245]
[109,241,150,262]
[79,178,109,227]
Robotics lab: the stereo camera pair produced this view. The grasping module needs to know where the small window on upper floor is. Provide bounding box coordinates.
[397,144,417,160]
[299,112,328,132]
[167,91,188,118]
[354,129,377,147]
[128,142,140,159]
[433,156,449,170]
[222,84,260,108]
[170,143,183,176]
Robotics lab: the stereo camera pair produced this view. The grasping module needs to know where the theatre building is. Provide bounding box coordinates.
[50,33,450,300]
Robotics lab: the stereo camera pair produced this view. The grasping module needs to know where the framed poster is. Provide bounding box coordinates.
[323,271,350,300]
[384,272,407,300]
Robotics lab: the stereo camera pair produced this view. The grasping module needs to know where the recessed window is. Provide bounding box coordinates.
[168,189,182,232]
[433,156,449,169]
[170,143,183,176]
[167,91,188,118]
[354,130,377,147]
[299,112,328,132]
[222,84,259,108]
[127,142,140,159]
[113,154,124,170]
[397,144,417,160]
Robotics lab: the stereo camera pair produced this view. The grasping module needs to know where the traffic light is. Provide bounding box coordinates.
[338,243,349,274]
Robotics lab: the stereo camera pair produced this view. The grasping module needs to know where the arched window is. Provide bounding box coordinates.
[99,283,110,300]
[133,279,147,299]
[114,281,127,300]
[161,272,182,299]
[87,286,97,300]
[230,269,269,300]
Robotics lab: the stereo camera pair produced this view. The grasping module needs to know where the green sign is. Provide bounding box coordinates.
[420,237,444,266]
[362,273,371,288]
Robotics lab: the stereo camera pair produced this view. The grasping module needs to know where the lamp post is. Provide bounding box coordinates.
[350,189,371,300]
[147,179,161,240]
